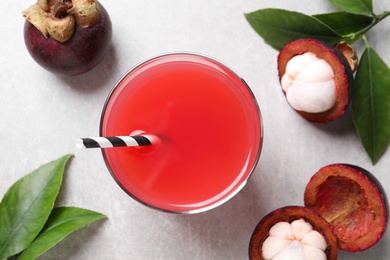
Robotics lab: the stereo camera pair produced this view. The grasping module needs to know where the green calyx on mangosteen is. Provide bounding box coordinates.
[22,0,112,76]
[277,38,354,123]
[304,164,388,252]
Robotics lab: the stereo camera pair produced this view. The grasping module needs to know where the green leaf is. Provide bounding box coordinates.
[352,47,390,164]
[17,207,107,260]
[328,0,373,15]
[313,12,373,43]
[0,154,73,259]
[245,8,343,50]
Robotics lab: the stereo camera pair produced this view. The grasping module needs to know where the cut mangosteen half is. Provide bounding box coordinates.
[277,38,354,123]
[249,206,338,260]
[304,164,388,252]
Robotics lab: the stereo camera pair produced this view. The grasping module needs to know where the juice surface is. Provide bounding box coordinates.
[101,54,262,212]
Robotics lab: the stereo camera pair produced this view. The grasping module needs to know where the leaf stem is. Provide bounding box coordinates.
[362,34,371,48]
[369,11,390,33]
[343,11,390,42]
[374,10,390,22]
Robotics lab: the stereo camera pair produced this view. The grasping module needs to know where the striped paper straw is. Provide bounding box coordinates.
[76,135,156,149]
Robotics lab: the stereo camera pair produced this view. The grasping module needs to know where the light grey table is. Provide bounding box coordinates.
[1,0,389,259]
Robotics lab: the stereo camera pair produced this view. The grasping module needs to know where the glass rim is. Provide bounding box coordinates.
[99,52,264,214]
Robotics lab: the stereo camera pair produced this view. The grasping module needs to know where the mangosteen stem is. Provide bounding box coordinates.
[44,0,75,42]
[52,0,73,18]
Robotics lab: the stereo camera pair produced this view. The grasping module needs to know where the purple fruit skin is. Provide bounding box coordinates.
[24,2,112,76]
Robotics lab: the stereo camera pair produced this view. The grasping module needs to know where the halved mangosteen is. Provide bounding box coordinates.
[249,164,388,259]
[249,206,338,260]
[277,38,354,123]
[304,164,388,252]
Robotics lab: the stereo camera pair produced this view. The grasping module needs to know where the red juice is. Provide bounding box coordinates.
[100,53,262,213]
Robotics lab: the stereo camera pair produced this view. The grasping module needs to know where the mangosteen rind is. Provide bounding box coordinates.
[249,206,338,260]
[277,38,353,123]
[304,164,388,252]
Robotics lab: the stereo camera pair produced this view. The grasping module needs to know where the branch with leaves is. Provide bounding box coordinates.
[245,0,390,164]
[0,155,107,260]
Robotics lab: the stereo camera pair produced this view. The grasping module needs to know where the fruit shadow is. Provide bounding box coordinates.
[164,170,269,258]
[309,107,357,138]
[338,232,390,259]
[57,42,119,91]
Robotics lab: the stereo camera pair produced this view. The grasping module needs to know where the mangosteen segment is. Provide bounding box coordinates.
[277,38,353,123]
[249,206,338,260]
[262,218,327,259]
[281,52,337,114]
[304,164,388,252]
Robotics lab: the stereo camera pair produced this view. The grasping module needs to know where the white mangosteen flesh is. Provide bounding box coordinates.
[281,52,336,113]
[262,219,327,260]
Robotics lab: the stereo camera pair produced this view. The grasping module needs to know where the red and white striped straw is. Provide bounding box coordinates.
[76,134,157,149]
